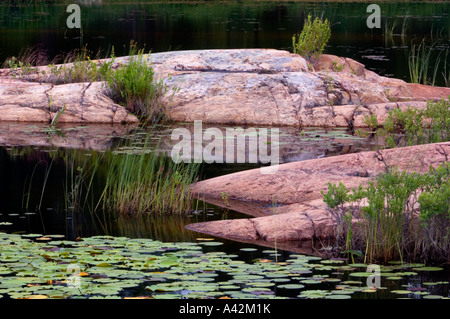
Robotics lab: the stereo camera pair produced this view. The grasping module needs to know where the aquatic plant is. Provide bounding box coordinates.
[98,136,200,215]
[361,97,450,149]
[45,130,200,216]
[0,231,447,299]
[45,45,115,84]
[322,163,450,264]
[292,14,331,62]
[408,39,448,86]
[376,97,450,148]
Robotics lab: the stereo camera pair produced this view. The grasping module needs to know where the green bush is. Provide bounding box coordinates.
[106,50,169,123]
[292,14,331,62]
[9,42,174,124]
[377,97,450,148]
[322,163,450,263]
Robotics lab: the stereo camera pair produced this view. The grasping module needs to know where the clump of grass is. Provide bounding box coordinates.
[98,139,200,215]
[442,48,450,87]
[322,163,450,264]
[292,14,331,62]
[47,45,115,84]
[50,130,201,216]
[105,49,169,123]
[4,41,174,124]
[408,39,448,86]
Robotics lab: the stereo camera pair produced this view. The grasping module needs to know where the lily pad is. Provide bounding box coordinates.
[301,279,322,284]
[325,294,352,299]
[349,272,372,277]
[413,267,443,271]
[199,241,224,246]
[423,295,444,299]
[391,290,411,295]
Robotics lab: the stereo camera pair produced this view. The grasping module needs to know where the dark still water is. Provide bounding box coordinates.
[0,1,449,85]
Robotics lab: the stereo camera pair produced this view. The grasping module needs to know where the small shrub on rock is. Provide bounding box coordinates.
[292,14,331,62]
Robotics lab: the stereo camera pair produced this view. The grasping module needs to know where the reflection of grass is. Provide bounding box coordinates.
[114,213,198,242]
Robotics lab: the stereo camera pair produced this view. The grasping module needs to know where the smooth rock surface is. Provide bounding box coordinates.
[2,49,449,126]
[159,50,450,127]
[187,142,450,243]
[0,79,138,124]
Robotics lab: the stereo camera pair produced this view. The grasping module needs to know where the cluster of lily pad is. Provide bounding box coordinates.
[0,232,448,299]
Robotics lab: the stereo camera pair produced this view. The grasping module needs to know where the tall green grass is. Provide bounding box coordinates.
[98,136,200,215]
[60,132,200,216]
[409,39,449,86]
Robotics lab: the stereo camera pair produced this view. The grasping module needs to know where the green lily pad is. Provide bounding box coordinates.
[246,281,275,288]
[325,294,352,299]
[331,289,354,295]
[423,295,444,299]
[413,267,443,271]
[413,291,430,296]
[320,259,344,264]
[349,272,372,277]
[341,281,363,285]
[347,263,367,267]
[298,290,330,299]
[391,290,411,294]
[301,279,322,284]
[21,234,43,238]
[199,241,224,246]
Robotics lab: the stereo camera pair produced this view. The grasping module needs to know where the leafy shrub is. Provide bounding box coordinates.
[418,164,450,260]
[376,97,450,148]
[292,14,331,62]
[322,163,450,263]
[6,42,174,124]
[105,50,169,123]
